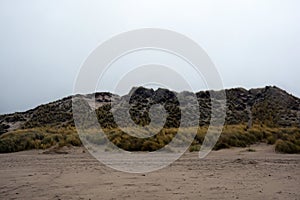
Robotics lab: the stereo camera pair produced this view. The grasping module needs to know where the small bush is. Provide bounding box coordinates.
[214,142,230,150]
[66,134,81,146]
[266,135,276,145]
[246,148,256,152]
[275,139,300,154]
[189,144,201,152]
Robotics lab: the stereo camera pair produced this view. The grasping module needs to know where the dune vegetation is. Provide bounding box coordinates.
[0,124,299,154]
[0,126,81,153]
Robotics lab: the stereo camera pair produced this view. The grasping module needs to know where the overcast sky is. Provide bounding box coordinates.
[0,0,299,114]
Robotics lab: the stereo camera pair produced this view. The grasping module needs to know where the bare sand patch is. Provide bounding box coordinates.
[0,144,299,200]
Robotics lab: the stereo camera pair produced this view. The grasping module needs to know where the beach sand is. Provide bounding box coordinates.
[0,144,299,200]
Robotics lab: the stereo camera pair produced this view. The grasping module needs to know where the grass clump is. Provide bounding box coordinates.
[275,139,300,154]
[0,127,80,153]
[189,144,201,152]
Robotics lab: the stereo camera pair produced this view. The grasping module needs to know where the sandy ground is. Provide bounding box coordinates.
[0,144,299,200]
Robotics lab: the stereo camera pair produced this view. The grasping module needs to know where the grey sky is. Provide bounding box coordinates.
[0,0,299,114]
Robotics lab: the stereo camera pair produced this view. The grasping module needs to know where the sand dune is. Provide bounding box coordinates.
[0,144,299,200]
